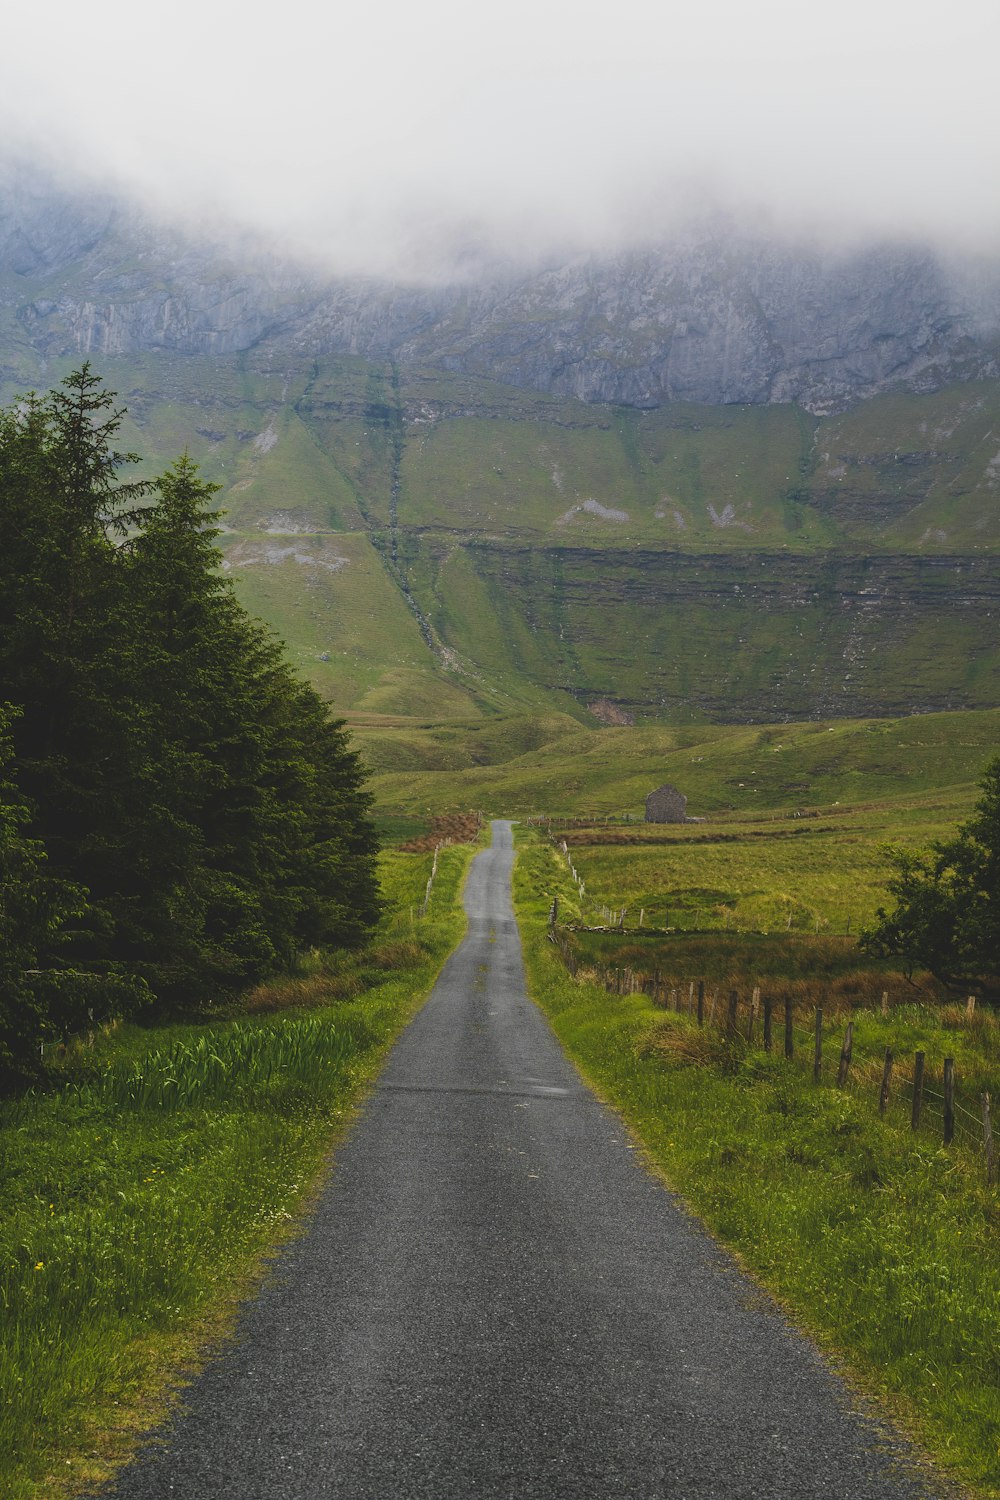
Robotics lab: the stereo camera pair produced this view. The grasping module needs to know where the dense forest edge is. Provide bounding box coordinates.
[0,366,380,1085]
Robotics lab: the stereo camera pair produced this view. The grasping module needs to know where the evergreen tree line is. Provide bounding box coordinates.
[0,368,380,1081]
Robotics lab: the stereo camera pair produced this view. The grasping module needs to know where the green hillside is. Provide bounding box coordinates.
[356,704,1000,819]
[3,351,998,722]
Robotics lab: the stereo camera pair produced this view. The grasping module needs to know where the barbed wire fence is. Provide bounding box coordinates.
[547,922,996,1186]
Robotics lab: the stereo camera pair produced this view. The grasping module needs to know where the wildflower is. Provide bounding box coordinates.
[34,1262,44,1271]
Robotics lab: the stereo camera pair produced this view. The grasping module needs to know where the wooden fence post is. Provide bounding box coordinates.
[879,1048,894,1114]
[967,994,977,1018]
[836,1021,854,1088]
[708,991,717,1027]
[688,982,695,1016]
[943,1057,955,1145]
[881,990,889,1017]
[763,995,773,1053]
[549,895,559,928]
[784,997,794,1059]
[727,990,739,1039]
[813,1006,823,1081]
[911,1051,925,1131]
[697,981,705,1028]
[982,1092,995,1186]
[747,987,760,1045]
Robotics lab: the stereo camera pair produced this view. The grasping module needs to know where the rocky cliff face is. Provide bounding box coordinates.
[1,164,998,413]
[303,244,1000,415]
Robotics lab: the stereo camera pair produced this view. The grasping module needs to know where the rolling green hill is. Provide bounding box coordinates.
[355,704,1000,820]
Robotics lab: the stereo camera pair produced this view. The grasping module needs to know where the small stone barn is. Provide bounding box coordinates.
[645,783,688,823]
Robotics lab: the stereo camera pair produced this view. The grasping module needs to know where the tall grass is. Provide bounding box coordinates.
[0,841,476,1500]
[58,1017,368,1112]
[515,830,1000,1497]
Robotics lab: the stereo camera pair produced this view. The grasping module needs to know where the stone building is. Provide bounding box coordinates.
[644,784,687,823]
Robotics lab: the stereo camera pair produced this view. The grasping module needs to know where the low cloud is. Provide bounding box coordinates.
[1,0,997,279]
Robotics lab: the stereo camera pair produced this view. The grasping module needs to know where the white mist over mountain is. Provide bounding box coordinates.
[1,0,997,278]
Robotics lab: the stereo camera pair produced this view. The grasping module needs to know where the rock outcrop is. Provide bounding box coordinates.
[1,163,999,414]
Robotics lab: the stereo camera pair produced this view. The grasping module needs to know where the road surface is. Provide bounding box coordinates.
[103,820,940,1499]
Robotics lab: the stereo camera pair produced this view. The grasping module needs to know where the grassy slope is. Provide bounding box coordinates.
[220,529,477,717]
[360,704,998,943]
[3,351,997,723]
[397,382,1000,551]
[814,383,1000,548]
[0,842,477,1500]
[513,832,1000,1497]
[414,540,1000,721]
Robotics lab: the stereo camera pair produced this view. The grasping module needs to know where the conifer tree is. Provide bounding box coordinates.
[0,370,381,1071]
[862,756,1000,992]
[0,708,89,1081]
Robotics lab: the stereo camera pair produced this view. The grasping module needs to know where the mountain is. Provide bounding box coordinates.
[3,164,1000,414]
[2,161,999,726]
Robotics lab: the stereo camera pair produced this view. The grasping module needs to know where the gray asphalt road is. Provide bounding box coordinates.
[102,821,942,1500]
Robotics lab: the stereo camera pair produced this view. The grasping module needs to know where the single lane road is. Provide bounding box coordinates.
[103,820,941,1499]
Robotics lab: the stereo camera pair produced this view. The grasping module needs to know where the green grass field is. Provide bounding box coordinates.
[544,794,968,935]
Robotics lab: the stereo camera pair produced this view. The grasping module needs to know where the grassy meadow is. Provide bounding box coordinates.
[544,792,968,935]
[0,839,478,1500]
[513,830,1000,1496]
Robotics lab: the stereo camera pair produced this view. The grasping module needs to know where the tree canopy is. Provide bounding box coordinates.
[0,367,380,1081]
[861,757,1000,994]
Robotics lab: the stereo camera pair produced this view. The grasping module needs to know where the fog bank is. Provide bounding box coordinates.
[1,0,997,278]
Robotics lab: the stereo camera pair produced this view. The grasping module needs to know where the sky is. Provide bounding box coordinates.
[1,0,998,278]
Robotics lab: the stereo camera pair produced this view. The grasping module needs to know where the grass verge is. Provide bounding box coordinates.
[513,829,1000,1499]
[0,842,476,1500]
